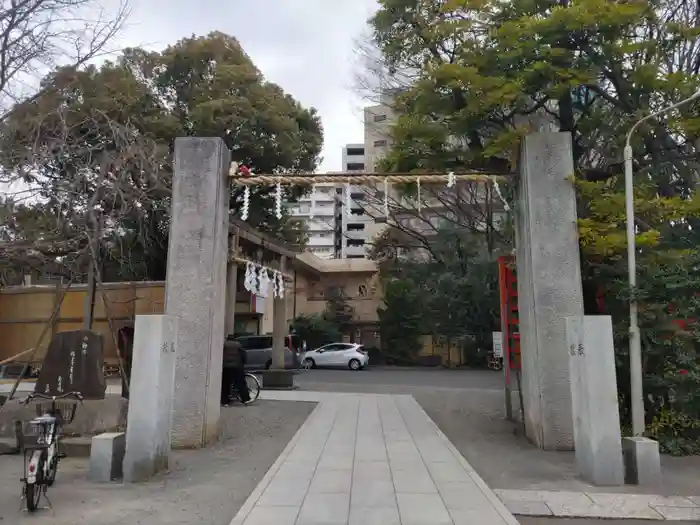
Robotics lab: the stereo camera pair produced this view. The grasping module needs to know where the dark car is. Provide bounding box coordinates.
[232,334,302,370]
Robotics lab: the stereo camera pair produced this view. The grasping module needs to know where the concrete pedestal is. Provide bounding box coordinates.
[515,131,584,450]
[165,138,230,448]
[566,316,624,485]
[261,369,295,389]
[88,432,125,482]
[123,315,178,482]
[622,437,661,486]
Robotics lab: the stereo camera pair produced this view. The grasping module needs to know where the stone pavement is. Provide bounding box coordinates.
[497,489,700,521]
[231,390,519,525]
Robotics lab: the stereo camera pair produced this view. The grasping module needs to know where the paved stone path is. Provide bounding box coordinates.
[231,391,519,525]
[497,489,700,521]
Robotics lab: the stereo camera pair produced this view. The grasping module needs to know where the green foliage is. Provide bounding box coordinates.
[291,314,341,350]
[378,277,425,364]
[323,291,354,332]
[371,0,700,186]
[375,225,500,365]
[0,32,323,282]
[370,0,700,451]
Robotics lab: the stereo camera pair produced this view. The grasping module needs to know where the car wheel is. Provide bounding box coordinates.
[348,359,361,371]
[303,358,315,369]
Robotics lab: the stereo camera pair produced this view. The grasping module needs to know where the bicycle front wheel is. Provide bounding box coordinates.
[243,373,261,404]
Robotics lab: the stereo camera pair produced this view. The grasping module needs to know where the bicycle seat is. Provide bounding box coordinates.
[29,415,57,425]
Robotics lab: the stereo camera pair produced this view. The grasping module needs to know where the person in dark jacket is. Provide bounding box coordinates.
[222,339,250,405]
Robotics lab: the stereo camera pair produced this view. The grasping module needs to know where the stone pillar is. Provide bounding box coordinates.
[272,256,287,370]
[566,315,624,485]
[165,138,230,448]
[515,131,584,450]
[123,314,177,482]
[262,256,294,388]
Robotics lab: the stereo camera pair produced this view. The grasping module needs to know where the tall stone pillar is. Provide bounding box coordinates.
[272,256,287,370]
[262,256,294,388]
[165,138,230,448]
[515,131,584,450]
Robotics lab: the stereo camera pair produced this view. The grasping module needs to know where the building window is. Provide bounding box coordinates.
[347,254,364,259]
[350,207,364,215]
[346,147,365,156]
[347,239,365,247]
[358,284,368,297]
[373,114,387,122]
[374,217,387,224]
[347,223,365,231]
[350,192,365,201]
[373,139,387,147]
[346,162,365,171]
[326,285,345,298]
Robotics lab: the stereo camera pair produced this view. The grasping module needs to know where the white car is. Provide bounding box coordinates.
[301,343,369,370]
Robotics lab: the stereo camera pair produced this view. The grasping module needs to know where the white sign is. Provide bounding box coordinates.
[492,332,503,358]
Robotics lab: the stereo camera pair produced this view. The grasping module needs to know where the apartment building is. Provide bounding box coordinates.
[337,144,373,259]
[363,93,396,173]
[288,184,337,259]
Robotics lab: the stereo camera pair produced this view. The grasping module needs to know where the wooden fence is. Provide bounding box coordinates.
[0,282,165,365]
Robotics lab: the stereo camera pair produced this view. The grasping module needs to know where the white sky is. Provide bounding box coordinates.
[110,0,380,172]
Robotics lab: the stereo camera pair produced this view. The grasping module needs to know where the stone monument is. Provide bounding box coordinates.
[123,314,178,482]
[566,315,624,485]
[34,330,105,400]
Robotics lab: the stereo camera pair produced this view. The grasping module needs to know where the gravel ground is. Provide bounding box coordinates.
[0,399,316,525]
[297,368,700,496]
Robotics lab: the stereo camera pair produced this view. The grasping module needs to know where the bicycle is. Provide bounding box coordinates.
[19,391,83,512]
[227,372,261,404]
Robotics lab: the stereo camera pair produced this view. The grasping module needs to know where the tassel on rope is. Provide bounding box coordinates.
[491,176,511,212]
[276,271,285,299]
[383,178,389,217]
[275,181,283,219]
[416,177,422,213]
[241,186,250,220]
[244,262,255,293]
[447,171,456,188]
[258,268,270,298]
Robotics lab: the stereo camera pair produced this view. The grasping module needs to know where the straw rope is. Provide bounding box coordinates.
[227,170,511,185]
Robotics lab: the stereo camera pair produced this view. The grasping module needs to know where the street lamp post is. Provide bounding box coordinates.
[623,88,700,436]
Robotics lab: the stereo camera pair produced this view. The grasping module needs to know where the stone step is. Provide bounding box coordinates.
[61,436,92,457]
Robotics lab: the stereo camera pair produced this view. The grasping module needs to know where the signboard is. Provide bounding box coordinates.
[492,332,503,358]
[34,330,106,400]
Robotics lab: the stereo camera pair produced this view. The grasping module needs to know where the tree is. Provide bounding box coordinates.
[0,32,323,282]
[0,0,129,116]
[374,224,500,365]
[291,314,341,350]
[369,0,700,190]
[576,178,700,454]
[367,0,700,451]
[323,289,354,334]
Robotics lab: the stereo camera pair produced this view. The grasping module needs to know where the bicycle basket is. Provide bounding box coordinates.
[33,400,79,425]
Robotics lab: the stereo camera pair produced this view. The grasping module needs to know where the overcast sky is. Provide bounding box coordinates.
[112,0,380,172]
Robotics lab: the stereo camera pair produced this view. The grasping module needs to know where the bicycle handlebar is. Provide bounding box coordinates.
[23,391,84,404]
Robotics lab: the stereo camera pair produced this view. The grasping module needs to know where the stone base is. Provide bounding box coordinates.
[260,370,295,390]
[0,396,128,439]
[622,436,661,486]
[88,432,126,482]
